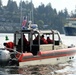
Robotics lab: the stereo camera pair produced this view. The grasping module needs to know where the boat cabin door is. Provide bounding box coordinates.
[14,31,26,53]
[14,31,22,52]
[31,32,40,55]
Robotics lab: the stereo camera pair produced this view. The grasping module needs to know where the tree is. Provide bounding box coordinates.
[0,0,2,7]
[7,0,13,12]
[63,8,69,18]
[37,20,44,29]
[0,0,3,11]
[71,7,76,18]
[12,1,18,12]
[7,0,18,12]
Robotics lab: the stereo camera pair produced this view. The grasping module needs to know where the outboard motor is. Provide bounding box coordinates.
[0,49,10,66]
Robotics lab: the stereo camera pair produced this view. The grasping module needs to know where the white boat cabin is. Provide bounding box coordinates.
[14,29,67,55]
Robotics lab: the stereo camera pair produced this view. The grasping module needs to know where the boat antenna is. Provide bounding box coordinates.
[20,0,23,30]
[31,0,34,23]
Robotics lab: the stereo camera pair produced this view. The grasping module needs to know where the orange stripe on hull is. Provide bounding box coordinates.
[18,47,76,62]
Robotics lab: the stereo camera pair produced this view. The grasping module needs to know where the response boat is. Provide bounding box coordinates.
[0,23,76,67]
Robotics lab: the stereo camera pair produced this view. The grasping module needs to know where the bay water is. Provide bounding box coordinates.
[0,33,76,75]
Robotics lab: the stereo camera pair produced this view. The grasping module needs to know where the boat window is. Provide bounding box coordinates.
[54,33,59,41]
[72,23,76,25]
[54,33,60,45]
[32,33,39,45]
[31,33,39,55]
[23,34,28,41]
[32,34,38,40]
[47,35,52,39]
[15,33,21,45]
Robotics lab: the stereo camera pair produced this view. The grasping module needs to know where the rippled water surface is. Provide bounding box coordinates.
[0,33,76,75]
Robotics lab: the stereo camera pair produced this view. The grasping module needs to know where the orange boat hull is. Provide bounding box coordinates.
[16,47,76,66]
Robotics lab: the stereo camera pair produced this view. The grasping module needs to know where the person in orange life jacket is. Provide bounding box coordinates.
[3,42,14,52]
[23,34,28,45]
[47,37,53,44]
[40,35,48,44]
[18,34,28,45]
[34,35,39,40]
[33,35,39,44]
[23,34,31,52]
[18,34,29,52]
[3,42,16,59]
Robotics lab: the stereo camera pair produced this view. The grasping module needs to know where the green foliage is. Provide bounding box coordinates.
[0,0,76,33]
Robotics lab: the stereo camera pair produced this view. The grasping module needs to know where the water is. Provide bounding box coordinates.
[61,35,76,46]
[0,33,14,48]
[0,33,76,75]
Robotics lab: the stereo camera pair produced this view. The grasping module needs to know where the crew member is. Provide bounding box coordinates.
[18,34,29,52]
[3,42,14,52]
[40,35,48,44]
[33,35,39,44]
[47,37,53,44]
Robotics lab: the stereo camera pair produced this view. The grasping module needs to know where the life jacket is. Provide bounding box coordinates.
[41,38,48,44]
[6,42,14,49]
[47,38,53,44]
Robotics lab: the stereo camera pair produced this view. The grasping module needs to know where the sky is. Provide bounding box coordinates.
[2,0,76,13]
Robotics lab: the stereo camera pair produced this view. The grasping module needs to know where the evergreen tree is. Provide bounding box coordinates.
[0,0,2,7]
[0,0,3,11]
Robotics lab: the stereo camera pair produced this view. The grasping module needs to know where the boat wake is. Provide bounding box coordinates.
[0,58,76,75]
[54,55,76,75]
